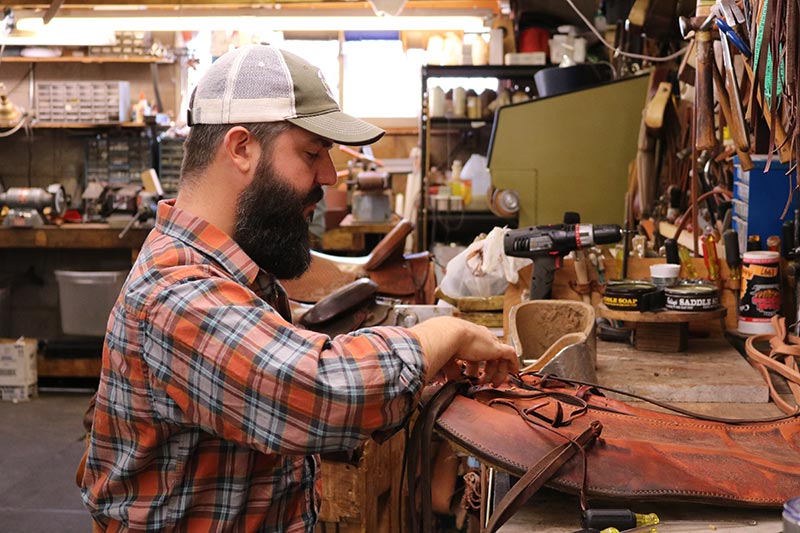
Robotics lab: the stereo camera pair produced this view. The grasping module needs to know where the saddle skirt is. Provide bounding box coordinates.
[434,373,800,508]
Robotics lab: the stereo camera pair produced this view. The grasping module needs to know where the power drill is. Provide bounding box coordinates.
[504,223,623,300]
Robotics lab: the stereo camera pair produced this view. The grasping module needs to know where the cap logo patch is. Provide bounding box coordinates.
[317,69,336,101]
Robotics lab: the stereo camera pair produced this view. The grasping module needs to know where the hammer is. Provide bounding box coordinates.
[679,10,717,151]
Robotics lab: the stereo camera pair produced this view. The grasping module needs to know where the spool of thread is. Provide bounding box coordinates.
[738,251,781,334]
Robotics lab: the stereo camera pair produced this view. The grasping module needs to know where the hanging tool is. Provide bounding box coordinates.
[693,10,718,151]
[716,18,751,153]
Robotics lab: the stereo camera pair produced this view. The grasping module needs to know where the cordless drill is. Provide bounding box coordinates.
[504,223,623,300]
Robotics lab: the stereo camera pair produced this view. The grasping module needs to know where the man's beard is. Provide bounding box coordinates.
[233,156,323,279]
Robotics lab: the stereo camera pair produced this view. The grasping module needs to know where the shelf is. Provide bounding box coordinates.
[1,56,173,64]
[429,117,490,130]
[0,225,150,249]
[32,121,149,129]
[422,65,544,79]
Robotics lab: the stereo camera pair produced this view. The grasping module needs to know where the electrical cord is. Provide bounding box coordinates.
[563,0,688,62]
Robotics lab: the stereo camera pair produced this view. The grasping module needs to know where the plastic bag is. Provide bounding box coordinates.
[439,226,532,298]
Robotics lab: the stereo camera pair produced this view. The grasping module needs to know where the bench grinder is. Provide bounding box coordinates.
[0,184,67,227]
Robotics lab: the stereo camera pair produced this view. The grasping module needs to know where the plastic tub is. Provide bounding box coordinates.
[54,270,128,337]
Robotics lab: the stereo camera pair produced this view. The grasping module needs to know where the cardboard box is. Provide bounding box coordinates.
[0,383,37,402]
[0,338,38,388]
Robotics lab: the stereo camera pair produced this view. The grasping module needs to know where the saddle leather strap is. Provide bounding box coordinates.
[405,380,468,533]
[483,421,602,533]
[522,372,797,424]
[745,316,800,414]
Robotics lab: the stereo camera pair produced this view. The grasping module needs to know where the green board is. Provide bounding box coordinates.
[488,72,650,227]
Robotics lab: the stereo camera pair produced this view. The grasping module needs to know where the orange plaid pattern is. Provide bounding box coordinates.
[80,200,425,531]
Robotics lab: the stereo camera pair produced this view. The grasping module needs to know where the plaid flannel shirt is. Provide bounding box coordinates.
[80,199,426,532]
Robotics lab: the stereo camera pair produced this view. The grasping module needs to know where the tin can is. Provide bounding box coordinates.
[603,281,664,311]
[664,281,720,311]
[784,497,800,533]
[738,251,781,334]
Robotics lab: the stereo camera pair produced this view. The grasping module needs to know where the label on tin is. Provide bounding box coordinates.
[739,261,781,321]
[603,295,639,310]
[665,294,720,311]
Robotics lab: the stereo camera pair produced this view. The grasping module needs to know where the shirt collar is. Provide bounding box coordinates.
[154,199,262,288]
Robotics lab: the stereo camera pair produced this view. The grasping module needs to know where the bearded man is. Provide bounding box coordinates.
[79,44,518,532]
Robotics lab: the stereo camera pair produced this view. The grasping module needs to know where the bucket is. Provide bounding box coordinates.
[738,251,781,334]
[55,270,128,337]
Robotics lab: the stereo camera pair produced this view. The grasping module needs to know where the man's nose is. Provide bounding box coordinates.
[316,153,338,186]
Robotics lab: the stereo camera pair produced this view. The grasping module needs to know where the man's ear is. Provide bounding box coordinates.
[221,126,260,180]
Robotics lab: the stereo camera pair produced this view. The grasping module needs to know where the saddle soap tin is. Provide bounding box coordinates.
[603,281,664,311]
[664,281,720,311]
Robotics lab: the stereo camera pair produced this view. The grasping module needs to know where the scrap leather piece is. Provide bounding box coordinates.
[435,374,800,507]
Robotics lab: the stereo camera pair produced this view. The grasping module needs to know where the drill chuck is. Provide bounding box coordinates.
[504,223,622,257]
[592,224,624,245]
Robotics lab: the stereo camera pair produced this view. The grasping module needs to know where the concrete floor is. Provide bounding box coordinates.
[0,391,94,532]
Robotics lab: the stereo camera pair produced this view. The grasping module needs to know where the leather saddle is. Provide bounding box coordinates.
[407,373,800,532]
[406,316,800,533]
[281,218,436,335]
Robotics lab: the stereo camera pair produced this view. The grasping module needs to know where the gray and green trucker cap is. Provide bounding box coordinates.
[188,44,385,146]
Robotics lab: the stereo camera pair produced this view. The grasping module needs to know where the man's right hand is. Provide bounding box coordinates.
[409,316,519,386]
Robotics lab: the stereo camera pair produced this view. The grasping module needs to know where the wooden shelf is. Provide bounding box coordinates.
[0,225,150,249]
[429,117,490,130]
[598,303,727,323]
[423,64,543,79]
[32,121,149,129]
[1,56,172,64]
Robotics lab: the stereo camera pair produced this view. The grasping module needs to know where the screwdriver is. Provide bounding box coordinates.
[664,238,680,265]
[582,509,659,531]
[702,233,721,281]
[723,229,741,281]
[677,245,700,279]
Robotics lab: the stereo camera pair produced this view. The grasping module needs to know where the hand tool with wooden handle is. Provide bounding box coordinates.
[710,57,754,169]
[716,22,751,152]
[694,29,717,150]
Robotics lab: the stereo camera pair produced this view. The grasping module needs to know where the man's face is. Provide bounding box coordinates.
[233,149,324,279]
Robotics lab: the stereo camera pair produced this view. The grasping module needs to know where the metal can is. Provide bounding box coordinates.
[603,281,664,311]
[664,281,720,311]
[738,250,781,334]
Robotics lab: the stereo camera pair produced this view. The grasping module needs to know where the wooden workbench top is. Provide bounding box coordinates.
[0,225,151,249]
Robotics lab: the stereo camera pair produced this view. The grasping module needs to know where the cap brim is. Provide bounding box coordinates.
[288,111,385,146]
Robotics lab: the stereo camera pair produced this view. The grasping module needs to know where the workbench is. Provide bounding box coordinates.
[0,224,150,254]
[497,338,786,532]
[0,225,151,378]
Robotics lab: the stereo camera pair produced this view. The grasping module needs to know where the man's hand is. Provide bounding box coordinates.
[409,316,519,386]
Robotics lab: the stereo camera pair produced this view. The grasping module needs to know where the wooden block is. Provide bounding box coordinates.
[634,322,688,352]
[318,431,404,533]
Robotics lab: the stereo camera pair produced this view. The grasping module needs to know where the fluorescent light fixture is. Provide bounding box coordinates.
[16,14,486,33]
